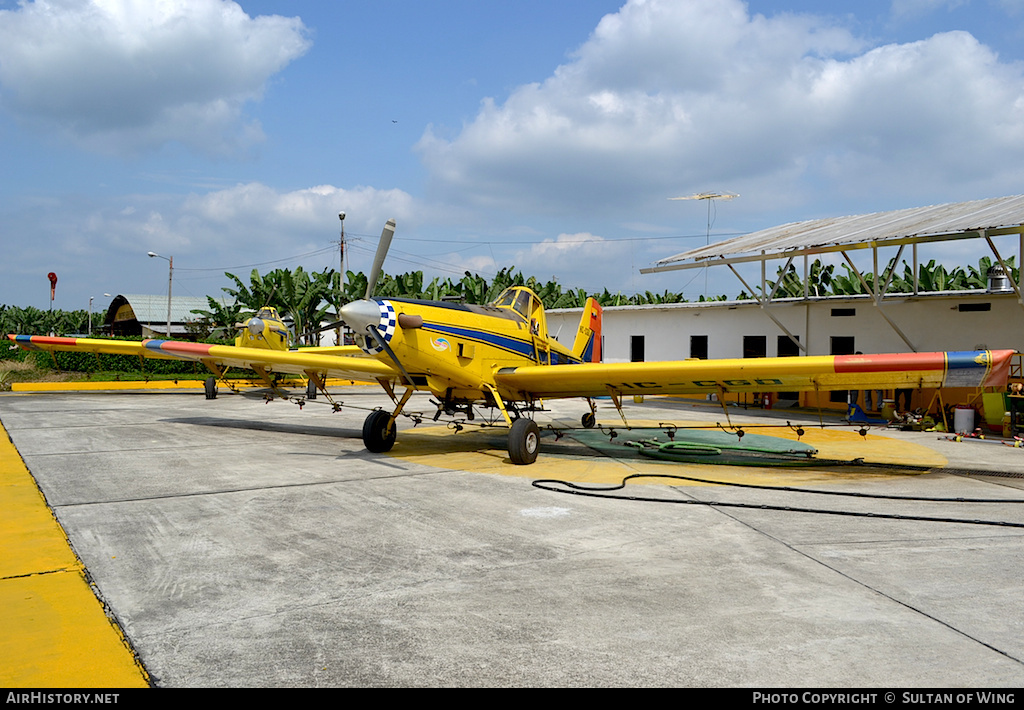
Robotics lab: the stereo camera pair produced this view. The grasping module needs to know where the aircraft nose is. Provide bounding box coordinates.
[247,317,265,336]
[340,299,380,333]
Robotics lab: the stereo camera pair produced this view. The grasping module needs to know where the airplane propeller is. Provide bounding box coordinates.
[364,219,396,300]
[363,323,415,386]
[302,219,398,342]
[331,218,414,383]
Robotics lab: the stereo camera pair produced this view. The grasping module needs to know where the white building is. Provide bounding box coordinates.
[548,195,1024,412]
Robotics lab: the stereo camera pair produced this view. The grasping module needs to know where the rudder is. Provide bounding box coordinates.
[571,298,602,362]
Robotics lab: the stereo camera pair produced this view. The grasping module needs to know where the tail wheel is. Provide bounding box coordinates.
[581,412,596,429]
[508,418,540,465]
[362,410,397,453]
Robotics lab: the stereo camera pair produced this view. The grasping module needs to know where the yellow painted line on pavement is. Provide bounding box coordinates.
[0,423,148,688]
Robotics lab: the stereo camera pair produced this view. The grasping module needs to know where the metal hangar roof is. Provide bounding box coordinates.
[643,194,1024,273]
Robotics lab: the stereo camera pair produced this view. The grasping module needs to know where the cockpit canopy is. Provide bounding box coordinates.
[491,287,535,319]
[491,286,547,336]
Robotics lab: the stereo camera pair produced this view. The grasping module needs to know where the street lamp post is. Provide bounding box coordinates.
[88,296,93,336]
[147,252,173,338]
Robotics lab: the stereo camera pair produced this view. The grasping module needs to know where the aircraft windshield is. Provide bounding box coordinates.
[491,288,532,319]
[492,289,517,309]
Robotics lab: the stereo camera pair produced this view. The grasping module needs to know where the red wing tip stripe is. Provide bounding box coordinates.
[833,352,949,373]
[13,335,79,345]
[10,335,81,350]
[144,340,217,357]
[835,350,1015,387]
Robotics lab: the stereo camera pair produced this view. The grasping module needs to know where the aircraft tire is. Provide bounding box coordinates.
[363,410,397,453]
[306,379,317,400]
[204,377,217,400]
[508,418,540,465]
[581,412,596,429]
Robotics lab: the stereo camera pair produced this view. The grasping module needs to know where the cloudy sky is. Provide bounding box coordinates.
[3,0,1024,312]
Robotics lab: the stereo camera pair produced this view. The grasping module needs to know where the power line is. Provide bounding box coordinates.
[389,232,740,245]
[175,246,338,273]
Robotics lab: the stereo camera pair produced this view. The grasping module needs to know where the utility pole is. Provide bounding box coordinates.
[337,211,346,346]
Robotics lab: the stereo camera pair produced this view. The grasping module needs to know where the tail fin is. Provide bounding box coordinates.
[571,298,602,363]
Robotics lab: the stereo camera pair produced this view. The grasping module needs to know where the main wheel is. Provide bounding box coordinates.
[306,379,317,400]
[362,410,397,453]
[508,418,540,465]
[204,377,218,400]
[581,412,596,429]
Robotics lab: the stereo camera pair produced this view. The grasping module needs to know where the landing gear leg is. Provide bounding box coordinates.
[581,398,597,428]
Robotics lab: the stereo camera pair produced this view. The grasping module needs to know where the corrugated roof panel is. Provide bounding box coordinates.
[117,294,233,323]
[653,194,1024,267]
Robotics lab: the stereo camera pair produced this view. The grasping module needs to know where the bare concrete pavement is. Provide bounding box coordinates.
[1,388,1023,687]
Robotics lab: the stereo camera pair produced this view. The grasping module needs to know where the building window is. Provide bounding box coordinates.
[690,335,708,359]
[777,335,800,357]
[743,335,767,359]
[830,336,855,355]
[630,335,645,363]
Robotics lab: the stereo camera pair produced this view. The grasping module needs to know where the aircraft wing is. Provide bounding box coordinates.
[7,335,398,382]
[493,350,1016,399]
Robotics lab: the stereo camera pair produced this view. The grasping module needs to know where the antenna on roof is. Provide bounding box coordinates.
[669,192,739,296]
[669,191,739,202]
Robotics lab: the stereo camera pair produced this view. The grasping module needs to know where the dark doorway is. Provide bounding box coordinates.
[630,335,645,362]
[777,335,800,401]
[690,335,708,359]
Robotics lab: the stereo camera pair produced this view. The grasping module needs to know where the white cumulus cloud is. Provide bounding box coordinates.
[416,0,1024,219]
[0,0,311,155]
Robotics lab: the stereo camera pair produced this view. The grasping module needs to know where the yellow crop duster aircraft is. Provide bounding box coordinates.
[9,219,1016,464]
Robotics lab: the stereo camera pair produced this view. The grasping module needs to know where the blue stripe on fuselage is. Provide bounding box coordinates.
[421,323,581,364]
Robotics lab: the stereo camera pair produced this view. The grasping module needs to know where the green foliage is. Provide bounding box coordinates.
[189,298,246,338]
[338,266,690,308]
[205,266,344,345]
[39,344,210,376]
[759,256,1019,299]
[0,304,98,341]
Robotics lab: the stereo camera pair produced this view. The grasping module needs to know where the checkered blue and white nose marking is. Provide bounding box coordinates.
[361,300,397,355]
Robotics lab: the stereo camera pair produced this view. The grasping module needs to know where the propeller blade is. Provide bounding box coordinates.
[301,319,345,340]
[365,324,414,386]
[364,218,396,300]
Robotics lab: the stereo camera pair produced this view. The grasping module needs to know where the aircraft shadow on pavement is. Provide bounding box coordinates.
[161,416,362,439]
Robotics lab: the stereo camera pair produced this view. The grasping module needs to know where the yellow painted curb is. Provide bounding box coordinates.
[0,424,149,688]
[13,380,210,392]
[12,378,369,392]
